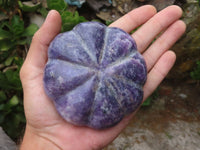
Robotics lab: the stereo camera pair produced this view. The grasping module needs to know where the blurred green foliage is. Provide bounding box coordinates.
[142,88,159,106]
[0,0,38,140]
[46,0,86,32]
[0,15,39,51]
[0,0,87,141]
[190,61,200,81]
[18,1,42,12]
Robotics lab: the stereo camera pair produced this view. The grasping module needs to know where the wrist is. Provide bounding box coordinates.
[20,125,61,150]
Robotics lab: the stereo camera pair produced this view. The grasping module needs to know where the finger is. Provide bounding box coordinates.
[132,5,183,52]
[143,20,186,71]
[25,10,62,69]
[143,51,176,100]
[109,5,157,33]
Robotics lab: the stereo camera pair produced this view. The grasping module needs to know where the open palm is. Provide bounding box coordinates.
[20,5,185,150]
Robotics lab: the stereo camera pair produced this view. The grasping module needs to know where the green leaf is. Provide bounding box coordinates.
[5,56,14,66]
[5,69,22,88]
[18,1,41,12]
[0,70,22,91]
[8,95,19,107]
[142,97,152,106]
[0,39,15,51]
[22,23,39,37]
[0,91,7,102]
[0,104,5,111]
[0,49,10,62]
[190,60,200,80]
[15,39,28,45]
[11,15,24,36]
[47,0,67,12]
[61,11,86,32]
[0,71,6,82]
[105,20,113,26]
[0,0,17,9]
[0,114,5,124]
[13,113,23,127]
[14,57,24,68]
[38,7,49,17]
[1,111,25,140]
[0,28,12,40]
[0,21,12,31]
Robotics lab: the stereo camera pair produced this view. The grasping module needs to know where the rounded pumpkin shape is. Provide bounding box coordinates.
[43,22,147,129]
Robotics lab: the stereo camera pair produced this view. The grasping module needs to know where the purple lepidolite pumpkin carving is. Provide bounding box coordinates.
[43,22,147,129]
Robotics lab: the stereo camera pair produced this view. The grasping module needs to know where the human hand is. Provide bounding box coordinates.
[20,5,185,150]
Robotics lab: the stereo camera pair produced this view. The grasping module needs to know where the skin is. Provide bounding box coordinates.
[20,5,186,150]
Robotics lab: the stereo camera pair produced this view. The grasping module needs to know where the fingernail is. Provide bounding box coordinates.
[45,10,54,22]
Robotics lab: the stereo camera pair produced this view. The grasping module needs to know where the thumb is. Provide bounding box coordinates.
[26,10,62,69]
[20,10,62,81]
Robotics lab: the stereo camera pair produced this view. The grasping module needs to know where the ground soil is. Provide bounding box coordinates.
[105,80,200,150]
[133,80,200,131]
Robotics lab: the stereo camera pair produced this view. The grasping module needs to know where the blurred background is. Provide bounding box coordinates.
[0,0,199,149]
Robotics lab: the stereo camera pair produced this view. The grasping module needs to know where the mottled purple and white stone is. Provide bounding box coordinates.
[43,22,147,129]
